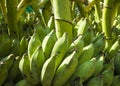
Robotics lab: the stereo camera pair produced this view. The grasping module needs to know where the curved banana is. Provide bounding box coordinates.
[19,54,39,85]
[47,16,55,30]
[50,32,69,68]
[41,54,57,86]
[0,62,8,86]
[71,58,96,83]
[42,30,57,59]
[28,32,41,58]
[53,50,78,86]
[66,35,84,58]
[78,43,94,65]
[30,46,45,82]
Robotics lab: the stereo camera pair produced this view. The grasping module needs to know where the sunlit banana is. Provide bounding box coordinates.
[30,46,45,82]
[71,58,96,83]
[66,35,84,57]
[41,54,57,86]
[51,32,69,68]
[78,43,94,65]
[28,32,41,58]
[47,16,55,30]
[42,30,57,59]
[53,50,79,86]
[19,54,39,85]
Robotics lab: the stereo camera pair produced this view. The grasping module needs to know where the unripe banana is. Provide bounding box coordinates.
[0,62,8,86]
[111,75,120,86]
[47,16,55,30]
[42,30,57,59]
[51,32,69,68]
[0,33,12,57]
[78,43,94,65]
[114,51,120,75]
[107,37,120,60]
[53,50,78,86]
[30,46,45,82]
[41,54,57,86]
[7,56,21,81]
[15,79,30,86]
[102,68,114,86]
[19,36,28,56]
[71,58,96,83]
[67,35,84,57]
[92,55,104,77]
[1,54,14,70]
[85,75,103,86]
[19,54,39,85]
[28,32,41,58]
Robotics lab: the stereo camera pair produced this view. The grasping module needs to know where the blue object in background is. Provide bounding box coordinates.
[26,5,33,13]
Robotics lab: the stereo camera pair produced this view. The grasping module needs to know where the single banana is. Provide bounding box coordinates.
[15,79,30,86]
[53,50,79,86]
[50,32,69,68]
[66,35,84,58]
[30,46,45,83]
[47,16,55,30]
[0,62,8,86]
[102,68,114,86]
[42,30,57,59]
[28,32,41,58]
[41,54,57,86]
[111,75,120,86]
[19,54,39,85]
[92,55,104,77]
[71,58,96,83]
[19,36,28,56]
[0,54,15,70]
[107,37,120,60]
[85,75,103,86]
[7,56,21,81]
[78,43,94,65]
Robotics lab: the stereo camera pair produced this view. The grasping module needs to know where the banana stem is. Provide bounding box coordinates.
[102,0,114,51]
[51,0,73,44]
[6,0,19,38]
[0,0,7,23]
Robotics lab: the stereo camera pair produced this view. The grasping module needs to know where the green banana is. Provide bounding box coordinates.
[47,16,55,30]
[50,32,69,68]
[92,55,104,77]
[15,79,30,86]
[107,37,120,60]
[66,35,84,57]
[53,50,78,86]
[111,75,120,86]
[19,54,39,85]
[41,54,57,86]
[114,51,120,75]
[78,43,94,65]
[7,56,21,81]
[0,54,15,70]
[28,32,41,58]
[102,68,114,86]
[30,46,45,83]
[0,62,8,86]
[85,75,103,86]
[0,33,12,57]
[42,30,57,59]
[19,36,28,56]
[71,58,96,83]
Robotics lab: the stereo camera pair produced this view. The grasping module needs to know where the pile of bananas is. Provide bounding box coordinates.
[0,0,120,86]
[0,16,120,86]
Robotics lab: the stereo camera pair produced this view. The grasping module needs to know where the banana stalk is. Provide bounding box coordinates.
[102,0,114,51]
[51,0,73,43]
[6,0,19,37]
